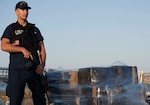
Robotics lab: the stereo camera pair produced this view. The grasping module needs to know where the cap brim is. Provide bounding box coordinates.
[28,7,31,9]
[23,7,31,9]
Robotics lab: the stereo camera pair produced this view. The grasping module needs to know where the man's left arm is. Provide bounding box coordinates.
[36,41,46,74]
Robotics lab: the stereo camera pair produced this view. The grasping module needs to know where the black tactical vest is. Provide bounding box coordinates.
[11,22,40,52]
[10,22,41,68]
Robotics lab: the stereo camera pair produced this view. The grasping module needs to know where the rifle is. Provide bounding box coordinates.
[21,24,40,70]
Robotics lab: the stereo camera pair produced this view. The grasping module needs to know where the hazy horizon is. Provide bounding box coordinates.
[1,0,150,72]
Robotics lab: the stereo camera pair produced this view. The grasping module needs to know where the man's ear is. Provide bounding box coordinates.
[15,9,18,15]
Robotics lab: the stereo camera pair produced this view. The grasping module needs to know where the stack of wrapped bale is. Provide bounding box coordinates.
[46,66,148,105]
[46,70,82,105]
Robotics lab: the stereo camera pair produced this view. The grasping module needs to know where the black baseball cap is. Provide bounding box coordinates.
[15,1,31,10]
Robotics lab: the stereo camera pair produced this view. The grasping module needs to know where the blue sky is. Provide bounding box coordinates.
[0,0,150,71]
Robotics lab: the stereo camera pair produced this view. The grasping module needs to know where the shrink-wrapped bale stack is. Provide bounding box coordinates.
[46,66,148,105]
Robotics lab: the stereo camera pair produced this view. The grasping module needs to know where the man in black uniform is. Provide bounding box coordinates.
[1,1,46,105]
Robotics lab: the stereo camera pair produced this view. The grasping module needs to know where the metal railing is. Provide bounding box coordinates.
[0,67,8,79]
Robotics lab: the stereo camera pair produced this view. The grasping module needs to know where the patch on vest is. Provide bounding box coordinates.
[15,29,24,35]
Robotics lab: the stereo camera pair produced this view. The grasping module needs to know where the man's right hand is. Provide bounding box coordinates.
[22,48,33,60]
